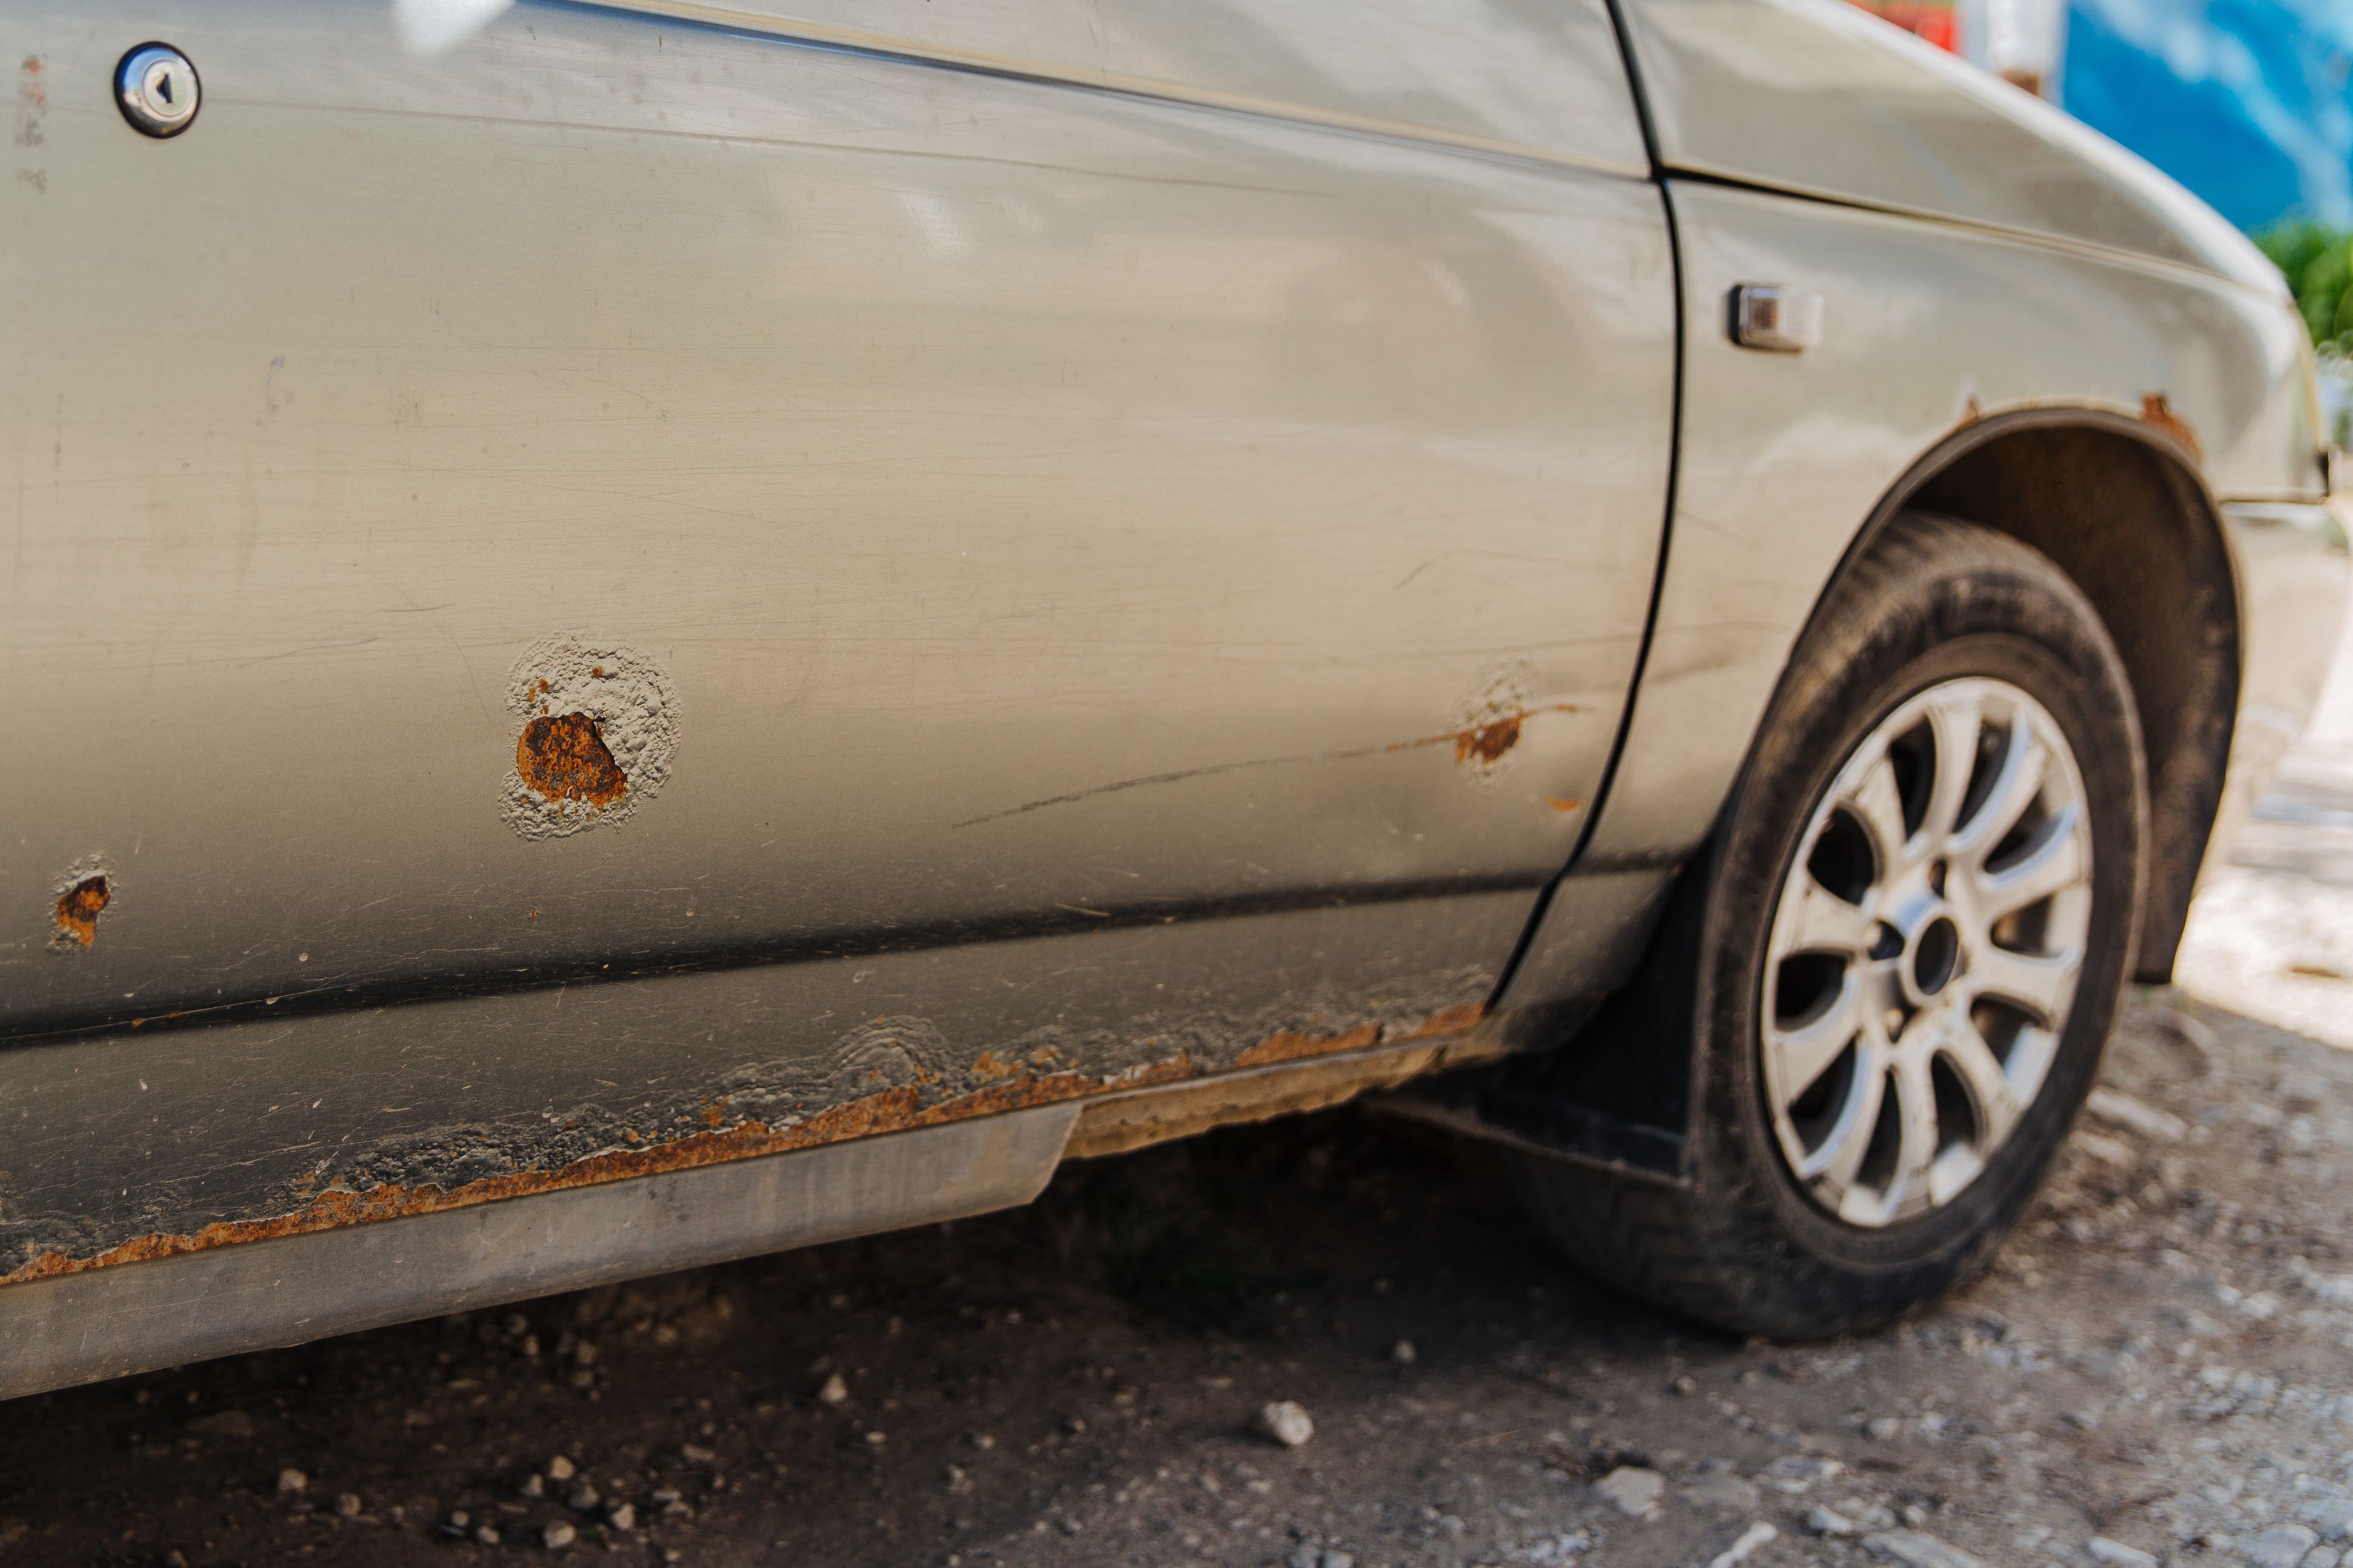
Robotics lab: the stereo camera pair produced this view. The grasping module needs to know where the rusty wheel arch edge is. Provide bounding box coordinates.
[1822,403,2241,983]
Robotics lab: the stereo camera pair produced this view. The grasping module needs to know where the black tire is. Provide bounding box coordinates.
[1512,512,2147,1338]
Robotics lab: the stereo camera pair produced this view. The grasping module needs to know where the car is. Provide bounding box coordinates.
[1,0,2340,1397]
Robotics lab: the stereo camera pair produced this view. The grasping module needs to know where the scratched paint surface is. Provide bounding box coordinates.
[0,893,1528,1281]
[0,0,1672,1040]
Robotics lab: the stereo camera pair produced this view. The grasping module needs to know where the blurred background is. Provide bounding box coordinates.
[1850,0,2353,445]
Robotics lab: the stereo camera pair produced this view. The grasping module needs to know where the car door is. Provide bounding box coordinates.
[0,0,1673,1273]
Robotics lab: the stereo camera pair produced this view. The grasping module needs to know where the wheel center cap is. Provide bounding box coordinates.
[1909,913,1961,998]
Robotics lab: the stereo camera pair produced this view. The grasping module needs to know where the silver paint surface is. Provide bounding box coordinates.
[0,1102,1081,1397]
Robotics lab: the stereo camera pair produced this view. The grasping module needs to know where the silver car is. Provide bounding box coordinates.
[1,0,2339,1396]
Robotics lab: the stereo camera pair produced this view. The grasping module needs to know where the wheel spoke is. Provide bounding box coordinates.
[1969,945,2079,1024]
[1977,806,2085,917]
[1886,1053,1942,1213]
[1847,755,1911,868]
[1807,1049,1887,1187]
[1781,873,1876,958]
[1938,1016,2025,1150]
[1920,686,1985,845]
[1766,972,1864,1101]
[1956,712,2047,861]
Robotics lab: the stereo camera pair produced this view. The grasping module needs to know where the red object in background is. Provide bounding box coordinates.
[1852,0,1958,50]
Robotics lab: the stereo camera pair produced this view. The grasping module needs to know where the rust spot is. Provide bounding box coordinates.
[1233,1023,1383,1070]
[1958,395,1983,427]
[0,1006,1488,1286]
[1455,715,1522,766]
[52,875,108,948]
[970,1050,1018,1079]
[2139,393,2203,462]
[526,908,541,921]
[698,1100,727,1128]
[515,712,629,809]
[1544,797,1581,814]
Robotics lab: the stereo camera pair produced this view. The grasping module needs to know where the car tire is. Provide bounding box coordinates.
[1512,511,2148,1338]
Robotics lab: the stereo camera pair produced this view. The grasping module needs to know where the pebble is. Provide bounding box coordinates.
[1257,1401,1315,1448]
[1866,1417,1905,1440]
[607,1501,637,1532]
[543,1520,577,1550]
[2072,1130,2137,1167]
[818,1373,850,1406]
[1708,1521,1778,1568]
[334,1493,362,1518]
[473,1524,502,1546]
[1391,1341,1417,1366]
[681,1443,717,1464]
[547,1455,576,1482]
[567,1482,600,1512]
[2088,1537,2159,1568]
[185,1411,255,1439]
[1867,1528,1987,1568]
[276,1468,308,1495]
[520,1473,544,1497]
[1809,1507,1859,1537]
[2088,1088,2188,1143]
[1760,1455,1843,1493]
[1287,1548,1354,1568]
[1682,1472,1761,1511]
[1593,1466,1665,1520]
[2246,1525,2323,1568]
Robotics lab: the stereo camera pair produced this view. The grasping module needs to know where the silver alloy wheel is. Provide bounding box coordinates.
[1760,677,2093,1228]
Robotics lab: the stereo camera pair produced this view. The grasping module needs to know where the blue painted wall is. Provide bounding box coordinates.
[2063,0,2353,229]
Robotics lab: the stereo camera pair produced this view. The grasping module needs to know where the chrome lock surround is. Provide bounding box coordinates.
[115,44,201,138]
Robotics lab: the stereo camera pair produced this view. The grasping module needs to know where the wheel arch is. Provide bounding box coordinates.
[1848,408,2239,982]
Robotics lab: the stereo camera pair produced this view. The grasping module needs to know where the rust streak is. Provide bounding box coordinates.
[5,1008,1489,1286]
[1387,703,1579,766]
[2138,393,2203,462]
[1544,797,1582,814]
[515,712,628,808]
[52,875,108,948]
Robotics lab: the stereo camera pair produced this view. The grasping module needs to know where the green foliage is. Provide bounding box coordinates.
[2257,218,2353,350]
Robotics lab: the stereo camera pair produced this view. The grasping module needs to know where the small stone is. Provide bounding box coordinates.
[1809,1507,1860,1537]
[1321,1553,1355,1568]
[681,1443,716,1464]
[2086,1088,2187,1143]
[1867,1529,1987,1568]
[1061,1415,1087,1435]
[567,1483,600,1512]
[2247,1526,2324,1568]
[276,1468,308,1495]
[543,1520,577,1550]
[2088,1538,2159,1568]
[547,1455,577,1481]
[1866,1417,1905,1440]
[607,1501,637,1531]
[817,1373,850,1405]
[1257,1401,1315,1448]
[1683,1472,1762,1511]
[473,1524,502,1546]
[520,1473,544,1498]
[945,1465,972,1495]
[334,1493,362,1518]
[567,1368,595,1389]
[572,1341,598,1366]
[2071,1130,2136,1167]
[186,1410,255,1439]
[864,1431,888,1447]
[1709,1521,1778,1568]
[1594,1466,1665,1520]
[2305,1550,2343,1568]
[1391,1341,1417,1366]
[448,1510,471,1529]
[1760,1455,1844,1493]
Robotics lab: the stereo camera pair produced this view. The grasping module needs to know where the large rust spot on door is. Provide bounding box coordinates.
[515,713,629,808]
[52,875,109,948]
[1456,715,1522,766]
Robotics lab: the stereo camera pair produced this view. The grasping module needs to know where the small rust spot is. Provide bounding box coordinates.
[698,1099,727,1128]
[1233,1023,1384,1070]
[515,712,629,809]
[1544,797,1582,814]
[2139,393,2203,462]
[52,873,108,949]
[1455,715,1522,766]
[1958,395,1983,427]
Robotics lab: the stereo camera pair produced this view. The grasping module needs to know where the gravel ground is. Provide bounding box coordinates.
[7,664,2353,1568]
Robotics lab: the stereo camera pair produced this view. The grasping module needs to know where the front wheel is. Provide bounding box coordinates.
[1512,512,2147,1338]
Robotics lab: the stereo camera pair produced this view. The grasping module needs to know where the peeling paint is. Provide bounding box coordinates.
[1433,658,1548,783]
[2139,392,2203,462]
[0,1000,1487,1285]
[499,631,678,840]
[47,857,109,951]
